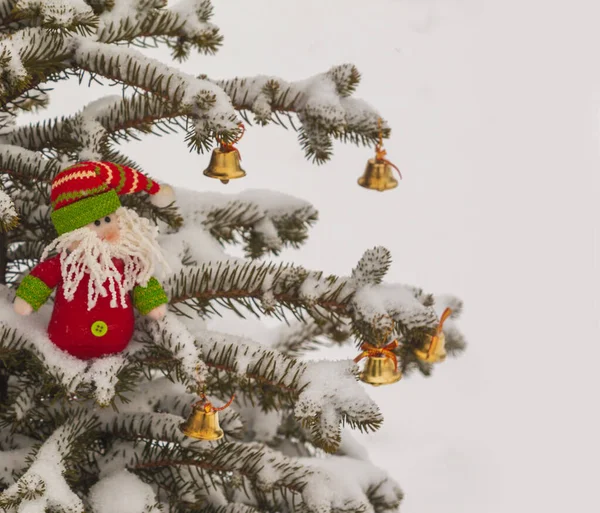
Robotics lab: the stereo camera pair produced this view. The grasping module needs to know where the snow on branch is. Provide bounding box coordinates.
[114,438,401,513]
[2,94,185,163]
[164,246,440,337]
[0,189,18,232]
[72,36,239,143]
[351,246,392,287]
[89,470,162,513]
[0,27,73,104]
[295,360,382,452]
[169,188,318,262]
[98,439,311,510]
[216,64,388,162]
[3,64,385,165]
[142,320,382,453]
[166,259,353,322]
[0,144,59,183]
[2,7,387,163]
[96,0,223,59]
[0,411,98,513]
[11,0,97,34]
[134,313,205,385]
[300,456,403,513]
[0,432,35,488]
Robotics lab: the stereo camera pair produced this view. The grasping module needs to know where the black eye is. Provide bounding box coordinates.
[94,220,101,227]
[104,216,111,223]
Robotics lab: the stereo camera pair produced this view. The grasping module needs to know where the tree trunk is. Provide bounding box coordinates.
[0,232,8,403]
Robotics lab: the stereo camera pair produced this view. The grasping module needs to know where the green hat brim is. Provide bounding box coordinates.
[51,190,121,235]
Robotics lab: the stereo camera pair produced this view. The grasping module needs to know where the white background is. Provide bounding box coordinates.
[24,0,600,511]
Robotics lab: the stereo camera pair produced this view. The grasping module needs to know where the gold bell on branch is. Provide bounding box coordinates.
[359,355,402,386]
[203,148,246,184]
[414,307,452,364]
[358,118,401,192]
[358,159,399,192]
[354,338,402,387]
[180,392,234,441]
[203,123,246,184]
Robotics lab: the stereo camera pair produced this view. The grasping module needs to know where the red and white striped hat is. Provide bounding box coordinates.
[50,161,174,235]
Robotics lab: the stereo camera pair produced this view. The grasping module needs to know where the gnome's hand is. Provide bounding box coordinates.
[14,297,33,316]
[146,303,167,321]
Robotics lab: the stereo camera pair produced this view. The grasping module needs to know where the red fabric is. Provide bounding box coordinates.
[31,255,135,360]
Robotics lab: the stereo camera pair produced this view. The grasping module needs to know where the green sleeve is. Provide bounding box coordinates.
[15,275,53,311]
[132,277,168,315]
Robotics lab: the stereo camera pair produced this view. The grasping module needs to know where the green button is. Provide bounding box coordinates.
[91,321,108,337]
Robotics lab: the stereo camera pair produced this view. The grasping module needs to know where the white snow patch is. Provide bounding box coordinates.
[295,360,381,441]
[352,283,438,330]
[145,313,204,382]
[14,0,93,25]
[89,470,161,513]
[300,456,402,513]
[1,425,85,513]
[0,190,18,227]
[87,356,126,406]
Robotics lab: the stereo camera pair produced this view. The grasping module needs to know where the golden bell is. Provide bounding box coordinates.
[414,332,447,364]
[179,404,224,441]
[203,148,246,184]
[357,159,398,192]
[359,356,402,386]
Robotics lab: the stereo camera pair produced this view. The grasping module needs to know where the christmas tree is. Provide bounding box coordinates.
[0,2,466,512]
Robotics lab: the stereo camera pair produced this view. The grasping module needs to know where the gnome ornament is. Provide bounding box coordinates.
[13,161,175,360]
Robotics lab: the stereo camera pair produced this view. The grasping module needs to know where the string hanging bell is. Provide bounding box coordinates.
[354,320,402,386]
[203,123,246,184]
[358,118,401,192]
[414,308,452,363]
[180,390,235,441]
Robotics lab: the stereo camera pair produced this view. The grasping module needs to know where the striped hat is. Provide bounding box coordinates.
[50,161,174,235]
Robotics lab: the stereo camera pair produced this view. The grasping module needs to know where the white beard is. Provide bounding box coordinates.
[41,207,170,311]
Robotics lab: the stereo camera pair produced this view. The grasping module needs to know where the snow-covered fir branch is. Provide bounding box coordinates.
[1,3,387,163]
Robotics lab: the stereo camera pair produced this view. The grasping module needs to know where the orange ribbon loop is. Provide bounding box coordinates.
[427,307,452,359]
[375,148,402,179]
[354,339,399,370]
[374,118,401,179]
[194,392,235,413]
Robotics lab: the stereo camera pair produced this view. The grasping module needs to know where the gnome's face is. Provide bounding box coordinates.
[85,212,120,244]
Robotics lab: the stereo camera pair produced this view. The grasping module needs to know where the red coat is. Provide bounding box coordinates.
[18,255,167,360]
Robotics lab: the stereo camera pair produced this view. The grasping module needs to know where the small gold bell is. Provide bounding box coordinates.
[414,332,447,363]
[203,148,246,184]
[414,307,452,364]
[354,332,402,387]
[180,392,234,441]
[180,404,224,440]
[358,118,401,192]
[358,159,399,192]
[204,123,247,184]
[359,355,402,386]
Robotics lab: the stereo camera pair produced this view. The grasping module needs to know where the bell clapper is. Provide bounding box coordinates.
[414,307,453,364]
